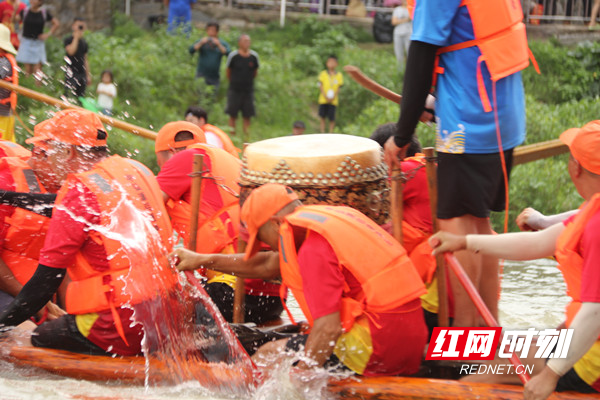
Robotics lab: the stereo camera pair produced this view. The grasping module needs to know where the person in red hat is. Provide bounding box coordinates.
[430,121,600,399]
[172,183,428,376]
[0,109,177,356]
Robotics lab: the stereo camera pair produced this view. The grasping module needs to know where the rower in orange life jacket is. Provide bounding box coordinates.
[0,109,178,356]
[0,24,19,143]
[155,121,283,324]
[428,121,600,396]
[0,120,63,316]
[173,183,428,375]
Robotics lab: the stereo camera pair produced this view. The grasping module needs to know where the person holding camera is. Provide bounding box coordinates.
[63,18,91,102]
[189,22,230,93]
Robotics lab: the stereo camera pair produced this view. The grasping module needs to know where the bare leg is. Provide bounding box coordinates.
[24,64,34,76]
[476,217,499,321]
[243,117,251,141]
[228,116,236,136]
[329,120,335,132]
[439,215,499,327]
[320,118,326,133]
[590,0,600,26]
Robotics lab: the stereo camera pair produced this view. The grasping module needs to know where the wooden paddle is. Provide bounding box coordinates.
[424,147,449,328]
[390,168,404,245]
[232,144,250,324]
[0,80,157,140]
[444,253,531,384]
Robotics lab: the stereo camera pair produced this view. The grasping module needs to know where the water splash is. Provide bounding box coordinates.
[55,173,255,396]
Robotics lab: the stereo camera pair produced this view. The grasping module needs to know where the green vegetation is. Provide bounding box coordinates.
[13,16,598,231]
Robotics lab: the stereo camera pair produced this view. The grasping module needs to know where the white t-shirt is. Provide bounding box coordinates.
[204,131,224,149]
[97,82,117,110]
[392,6,411,36]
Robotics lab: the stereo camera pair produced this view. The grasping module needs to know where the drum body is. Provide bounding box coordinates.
[239,134,390,225]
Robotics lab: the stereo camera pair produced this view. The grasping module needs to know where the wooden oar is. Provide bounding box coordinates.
[444,253,531,384]
[424,147,449,328]
[232,143,250,324]
[343,65,402,104]
[390,168,404,245]
[188,154,204,252]
[0,80,157,140]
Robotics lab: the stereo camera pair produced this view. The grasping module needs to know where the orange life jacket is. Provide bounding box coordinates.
[278,205,426,332]
[0,157,49,285]
[407,0,538,113]
[0,53,18,111]
[203,124,240,158]
[60,156,177,343]
[166,144,241,255]
[0,140,30,159]
[555,193,600,330]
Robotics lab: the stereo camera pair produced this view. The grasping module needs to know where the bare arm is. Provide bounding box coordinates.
[297,312,342,369]
[84,54,91,83]
[430,223,565,260]
[65,35,80,56]
[525,302,600,400]
[171,248,281,280]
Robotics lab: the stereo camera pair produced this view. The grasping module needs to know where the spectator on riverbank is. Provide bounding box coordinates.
[164,0,195,36]
[391,0,411,69]
[63,18,91,102]
[189,22,230,92]
[0,0,25,49]
[96,69,117,116]
[13,0,59,81]
[317,55,343,133]
[225,34,259,138]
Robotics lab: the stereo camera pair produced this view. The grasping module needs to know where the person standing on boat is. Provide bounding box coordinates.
[173,184,428,376]
[0,109,177,356]
[155,122,283,324]
[430,122,600,399]
[384,0,534,328]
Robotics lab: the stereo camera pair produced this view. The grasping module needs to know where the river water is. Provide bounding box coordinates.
[0,258,568,400]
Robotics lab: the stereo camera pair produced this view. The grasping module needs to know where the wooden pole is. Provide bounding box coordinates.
[232,143,250,324]
[424,147,449,328]
[390,168,403,245]
[0,80,157,140]
[188,154,204,252]
[444,253,530,384]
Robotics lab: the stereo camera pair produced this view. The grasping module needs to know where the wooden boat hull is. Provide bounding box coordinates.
[3,345,599,399]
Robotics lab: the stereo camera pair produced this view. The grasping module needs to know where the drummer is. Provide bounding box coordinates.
[155,122,283,324]
[172,183,428,376]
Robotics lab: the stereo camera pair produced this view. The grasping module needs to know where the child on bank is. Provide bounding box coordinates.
[96,69,117,115]
[317,55,343,133]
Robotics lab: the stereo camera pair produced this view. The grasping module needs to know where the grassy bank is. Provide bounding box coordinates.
[13,16,600,231]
